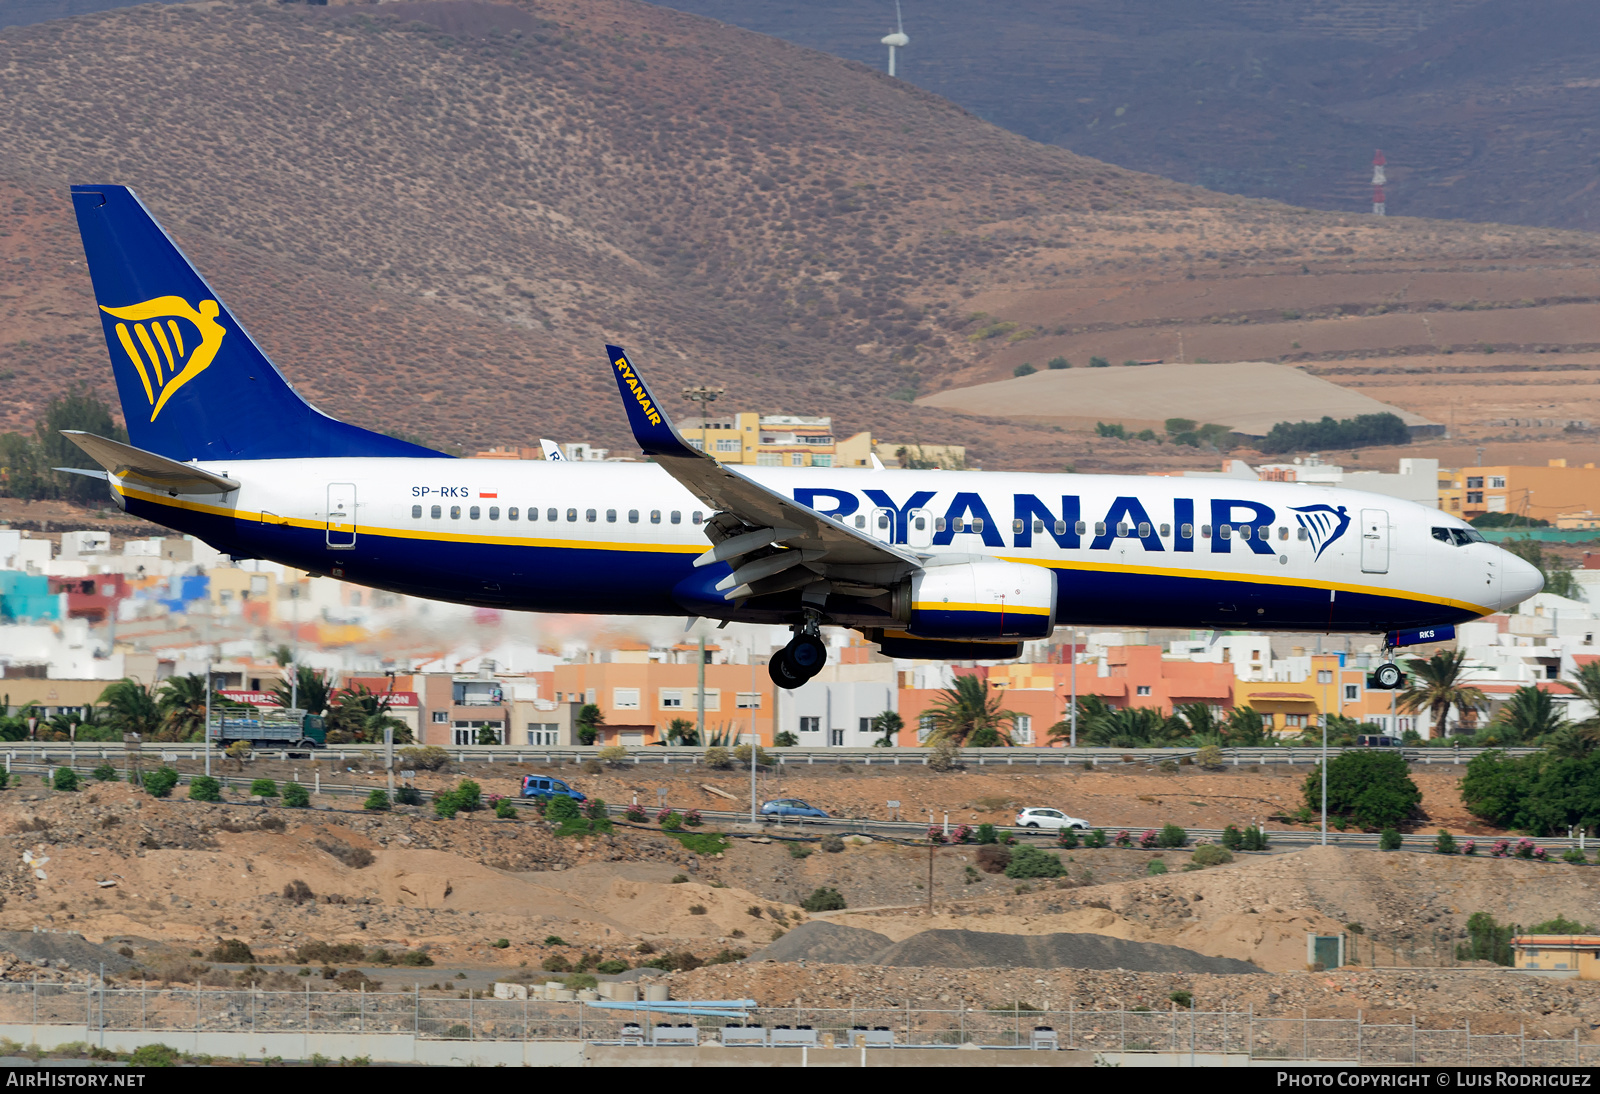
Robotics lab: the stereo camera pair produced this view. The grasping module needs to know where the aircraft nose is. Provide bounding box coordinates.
[1497,550,1544,609]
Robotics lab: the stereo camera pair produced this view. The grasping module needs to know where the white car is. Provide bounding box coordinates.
[1014,807,1089,830]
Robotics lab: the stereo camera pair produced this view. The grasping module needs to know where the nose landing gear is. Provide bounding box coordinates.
[768,612,828,689]
[1367,634,1406,690]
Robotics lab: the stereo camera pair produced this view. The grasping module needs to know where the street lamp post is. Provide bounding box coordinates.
[682,385,725,455]
[204,662,212,778]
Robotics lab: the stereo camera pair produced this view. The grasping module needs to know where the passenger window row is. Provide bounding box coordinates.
[409,504,705,525]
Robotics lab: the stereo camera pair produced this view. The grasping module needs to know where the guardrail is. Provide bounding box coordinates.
[0,742,1543,766]
[4,757,1590,854]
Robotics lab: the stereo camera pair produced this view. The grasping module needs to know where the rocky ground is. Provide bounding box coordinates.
[0,772,1593,1037]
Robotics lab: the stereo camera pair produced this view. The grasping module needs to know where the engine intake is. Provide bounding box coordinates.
[896,560,1056,640]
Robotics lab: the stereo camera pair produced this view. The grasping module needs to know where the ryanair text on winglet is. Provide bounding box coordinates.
[613,356,662,427]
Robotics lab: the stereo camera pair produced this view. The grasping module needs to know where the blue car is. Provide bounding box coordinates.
[520,775,586,803]
[760,798,828,819]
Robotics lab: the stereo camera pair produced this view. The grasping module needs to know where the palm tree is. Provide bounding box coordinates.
[1489,685,1566,744]
[1083,705,1179,747]
[870,710,903,747]
[325,685,413,745]
[1173,702,1220,739]
[98,679,161,739]
[270,665,331,715]
[1399,650,1487,738]
[666,718,698,746]
[924,674,1018,747]
[1561,661,1600,735]
[1048,694,1114,744]
[1222,705,1267,746]
[158,674,214,742]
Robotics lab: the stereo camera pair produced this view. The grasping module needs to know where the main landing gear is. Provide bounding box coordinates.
[769,613,828,689]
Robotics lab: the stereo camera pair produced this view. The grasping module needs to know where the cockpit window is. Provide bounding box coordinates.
[1433,526,1485,547]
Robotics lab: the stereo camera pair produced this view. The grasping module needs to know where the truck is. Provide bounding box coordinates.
[207,710,327,750]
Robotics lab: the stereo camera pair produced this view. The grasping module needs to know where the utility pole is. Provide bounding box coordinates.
[696,637,706,746]
[1320,710,1329,846]
[749,648,758,825]
[1068,630,1080,747]
[203,661,212,778]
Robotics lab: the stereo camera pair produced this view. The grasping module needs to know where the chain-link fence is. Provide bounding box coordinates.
[0,981,1590,1064]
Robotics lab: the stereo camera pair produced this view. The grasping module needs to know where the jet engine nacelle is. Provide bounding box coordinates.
[896,560,1056,640]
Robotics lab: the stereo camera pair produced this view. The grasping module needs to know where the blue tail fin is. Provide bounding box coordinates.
[71,185,445,462]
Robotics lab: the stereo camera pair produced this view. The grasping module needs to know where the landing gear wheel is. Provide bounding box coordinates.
[1372,662,1403,689]
[788,634,827,677]
[768,650,807,689]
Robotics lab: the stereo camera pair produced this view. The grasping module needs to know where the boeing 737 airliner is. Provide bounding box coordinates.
[64,185,1541,688]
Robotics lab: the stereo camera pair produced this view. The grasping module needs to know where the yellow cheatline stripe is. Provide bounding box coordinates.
[1001,554,1493,617]
[913,601,1053,616]
[114,483,703,555]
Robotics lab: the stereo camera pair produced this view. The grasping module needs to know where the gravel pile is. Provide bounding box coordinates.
[758,922,1259,973]
[877,929,1261,974]
[758,921,894,964]
[0,931,136,975]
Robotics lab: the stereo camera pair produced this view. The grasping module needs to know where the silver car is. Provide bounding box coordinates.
[1014,807,1089,830]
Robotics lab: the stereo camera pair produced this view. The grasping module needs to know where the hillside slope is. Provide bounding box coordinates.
[2,0,1598,472]
[662,0,1600,232]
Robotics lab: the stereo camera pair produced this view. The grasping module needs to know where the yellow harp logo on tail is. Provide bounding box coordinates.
[98,296,227,422]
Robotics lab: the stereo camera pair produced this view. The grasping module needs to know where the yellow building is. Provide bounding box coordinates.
[680,412,874,469]
[1439,460,1600,522]
[1513,936,1600,978]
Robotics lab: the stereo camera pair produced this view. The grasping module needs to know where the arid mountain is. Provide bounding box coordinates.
[662,0,1600,232]
[2,0,1599,475]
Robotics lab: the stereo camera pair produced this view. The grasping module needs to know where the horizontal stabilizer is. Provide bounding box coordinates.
[61,431,239,495]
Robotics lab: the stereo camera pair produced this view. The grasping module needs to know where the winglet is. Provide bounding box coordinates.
[539,438,565,462]
[606,345,702,460]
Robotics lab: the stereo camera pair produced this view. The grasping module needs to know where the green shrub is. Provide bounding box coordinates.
[820,833,844,853]
[397,745,449,771]
[0,769,10,790]
[363,789,391,812]
[452,780,482,811]
[142,768,179,798]
[205,939,254,963]
[1170,990,1193,1009]
[787,841,812,859]
[494,798,516,819]
[1240,826,1269,851]
[395,786,422,806]
[544,935,567,946]
[1196,745,1224,770]
[975,823,998,844]
[1221,825,1243,850]
[1457,912,1514,965]
[541,955,572,973]
[1004,845,1066,879]
[660,811,684,831]
[1306,751,1421,831]
[1434,830,1457,855]
[595,958,628,975]
[1157,823,1187,848]
[546,796,581,822]
[187,775,220,802]
[1013,361,1036,377]
[1379,828,1403,851]
[249,778,278,797]
[1084,828,1107,848]
[128,1044,179,1067]
[702,746,733,769]
[1056,827,1079,849]
[398,950,434,967]
[1146,860,1168,876]
[732,743,770,767]
[1047,356,1070,370]
[1529,915,1594,933]
[1562,848,1587,865]
[1158,758,1179,774]
[92,763,117,782]
[492,938,510,949]
[51,767,78,792]
[1190,844,1233,868]
[281,782,311,808]
[800,887,847,912]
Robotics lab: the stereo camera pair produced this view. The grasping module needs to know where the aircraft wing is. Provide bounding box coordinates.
[605,345,916,595]
[61,430,239,495]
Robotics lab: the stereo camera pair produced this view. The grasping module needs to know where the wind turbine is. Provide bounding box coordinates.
[881,1,909,78]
